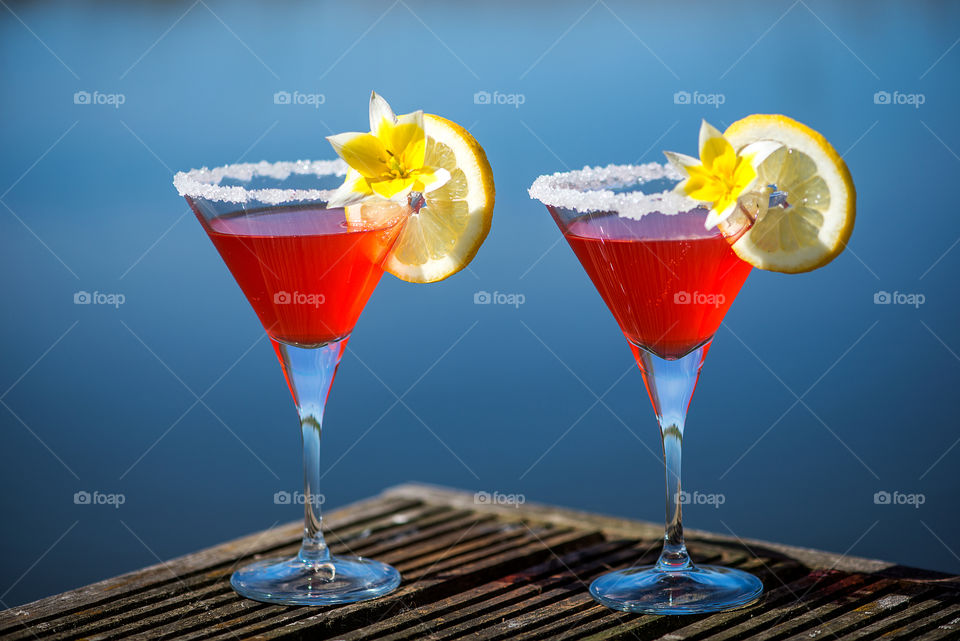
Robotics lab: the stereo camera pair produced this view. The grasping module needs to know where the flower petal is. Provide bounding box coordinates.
[681,165,723,202]
[327,132,390,179]
[392,110,426,168]
[701,136,736,174]
[731,156,758,194]
[416,167,450,194]
[369,91,396,137]
[663,150,701,175]
[704,198,739,230]
[370,176,415,200]
[740,139,783,170]
[326,169,373,208]
[698,120,726,159]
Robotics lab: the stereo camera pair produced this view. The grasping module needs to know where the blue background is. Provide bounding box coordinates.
[2,0,958,606]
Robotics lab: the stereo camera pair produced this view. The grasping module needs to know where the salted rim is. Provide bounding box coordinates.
[173,159,349,205]
[528,162,705,219]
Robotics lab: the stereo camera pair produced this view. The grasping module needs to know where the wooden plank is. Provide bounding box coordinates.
[1,499,441,641]
[916,606,960,640]
[691,573,878,641]
[848,601,960,639]
[0,495,420,635]
[201,528,603,640]
[365,541,656,641]
[780,582,934,640]
[560,563,822,641]
[48,516,510,641]
[346,539,642,637]
[2,482,958,641]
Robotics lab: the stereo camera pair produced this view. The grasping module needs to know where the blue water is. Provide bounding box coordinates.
[2,0,959,606]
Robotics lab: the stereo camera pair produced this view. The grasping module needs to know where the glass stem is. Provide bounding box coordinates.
[272,336,349,568]
[659,420,688,570]
[631,341,710,572]
[299,409,329,564]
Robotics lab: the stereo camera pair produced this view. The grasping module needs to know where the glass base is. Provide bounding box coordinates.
[589,564,762,614]
[231,555,401,606]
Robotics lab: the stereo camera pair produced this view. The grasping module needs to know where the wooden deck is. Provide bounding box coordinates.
[2,483,958,640]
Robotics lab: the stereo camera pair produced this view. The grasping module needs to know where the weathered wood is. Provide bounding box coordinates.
[1,482,957,640]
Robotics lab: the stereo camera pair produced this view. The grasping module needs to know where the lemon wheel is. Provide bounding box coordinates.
[723,114,855,273]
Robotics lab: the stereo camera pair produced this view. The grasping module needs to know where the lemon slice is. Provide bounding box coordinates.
[346,114,494,283]
[722,114,855,273]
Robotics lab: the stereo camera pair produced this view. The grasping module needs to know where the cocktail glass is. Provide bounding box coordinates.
[175,159,404,605]
[530,162,763,614]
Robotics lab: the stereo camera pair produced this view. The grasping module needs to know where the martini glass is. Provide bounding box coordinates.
[530,162,763,614]
[175,160,404,605]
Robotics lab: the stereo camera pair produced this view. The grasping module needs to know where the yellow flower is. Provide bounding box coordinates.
[665,120,781,229]
[326,92,450,208]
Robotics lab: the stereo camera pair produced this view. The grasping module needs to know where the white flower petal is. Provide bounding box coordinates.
[326,131,367,157]
[670,178,690,196]
[663,150,701,173]
[326,188,367,209]
[369,91,397,136]
[703,199,739,230]
[395,109,424,131]
[698,119,726,157]
[421,167,450,193]
[326,170,371,208]
[387,185,414,204]
[741,139,783,169]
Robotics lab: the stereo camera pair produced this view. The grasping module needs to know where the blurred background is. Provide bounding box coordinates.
[2,0,958,607]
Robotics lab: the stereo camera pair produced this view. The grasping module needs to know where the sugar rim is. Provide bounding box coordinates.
[173,159,349,205]
[528,162,705,219]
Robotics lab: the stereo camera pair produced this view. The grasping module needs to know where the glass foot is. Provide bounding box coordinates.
[589,564,762,614]
[231,555,401,606]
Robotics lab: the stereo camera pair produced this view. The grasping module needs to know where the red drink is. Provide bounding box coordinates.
[558,210,751,360]
[199,205,400,346]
